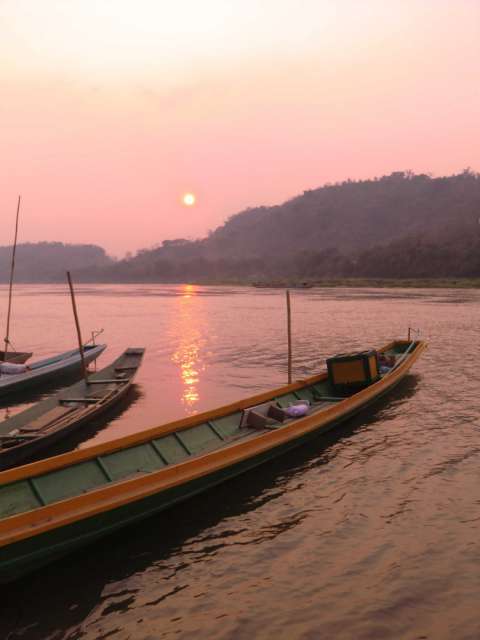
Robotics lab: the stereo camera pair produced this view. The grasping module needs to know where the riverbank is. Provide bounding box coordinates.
[4,277,480,288]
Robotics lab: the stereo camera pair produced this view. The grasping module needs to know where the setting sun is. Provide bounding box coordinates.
[183,193,196,206]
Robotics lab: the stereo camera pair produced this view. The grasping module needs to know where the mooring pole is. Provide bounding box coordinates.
[4,195,21,359]
[286,289,292,384]
[67,271,89,384]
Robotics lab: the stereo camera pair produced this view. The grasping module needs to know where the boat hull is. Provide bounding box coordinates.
[0,366,409,583]
[0,351,32,365]
[0,345,106,397]
[0,348,145,469]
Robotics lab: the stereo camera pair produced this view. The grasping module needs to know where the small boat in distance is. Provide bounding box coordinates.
[0,348,145,469]
[0,344,106,397]
[0,338,426,582]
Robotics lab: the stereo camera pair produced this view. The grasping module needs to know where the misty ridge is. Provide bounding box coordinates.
[2,170,480,284]
[0,242,112,283]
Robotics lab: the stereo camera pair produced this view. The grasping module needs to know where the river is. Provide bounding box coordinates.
[1,284,479,639]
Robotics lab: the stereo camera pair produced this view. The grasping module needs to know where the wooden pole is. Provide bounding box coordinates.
[66,271,89,384]
[4,195,21,359]
[286,289,292,384]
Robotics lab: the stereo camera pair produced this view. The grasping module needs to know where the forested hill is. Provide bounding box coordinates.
[0,243,113,282]
[3,171,480,282]
[76,170,480,282]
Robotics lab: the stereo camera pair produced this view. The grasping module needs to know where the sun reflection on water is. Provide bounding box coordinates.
[171,286,205,413]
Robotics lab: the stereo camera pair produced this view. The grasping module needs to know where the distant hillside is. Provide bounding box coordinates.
[4,171,480,283]
[0,242,113,282]
[76,170,480,282]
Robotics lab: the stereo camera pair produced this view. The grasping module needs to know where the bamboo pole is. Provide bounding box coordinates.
[4,195,21,359]
[66,271,89,385]
[286,289,292,384]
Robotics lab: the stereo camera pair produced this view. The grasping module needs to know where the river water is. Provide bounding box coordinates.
[1,284,479,640]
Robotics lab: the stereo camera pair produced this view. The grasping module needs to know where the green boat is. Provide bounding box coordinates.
[0,344,106,397]
[0,339,426,583]
[0,348,145,470]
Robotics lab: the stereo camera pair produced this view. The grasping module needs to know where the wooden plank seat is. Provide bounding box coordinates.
[0,432,40,442]
[87,379,128,385]
[19,406,78,432]
[240,401,290,430]
[60,398,100,405]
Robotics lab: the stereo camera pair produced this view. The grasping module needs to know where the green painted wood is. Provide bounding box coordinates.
[174,432,191,454]
[153,434,190,464]
[0,349,421,583]
[207,421,225,440]
[179,423,222,455]
[150,440,168,464]
[294,387,317,403]
[275,393,299,407]
[96,457,113,482]
[0,480,42,518]
[210,412,242,437]
[29,479,46,506]
[34,461,107,504]
[101,444,166,481]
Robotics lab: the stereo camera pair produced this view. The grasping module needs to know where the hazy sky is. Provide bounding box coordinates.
[1,0,479,256]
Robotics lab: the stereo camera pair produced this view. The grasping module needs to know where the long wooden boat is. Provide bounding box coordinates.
[0,348,145,470]
[0,351,32,365]
[0,339,426,583]
[0,344,106,397]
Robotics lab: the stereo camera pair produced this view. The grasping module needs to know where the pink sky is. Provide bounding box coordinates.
[1,0,479,256]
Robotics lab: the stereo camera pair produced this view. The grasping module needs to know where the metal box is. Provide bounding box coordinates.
[326,349,379,393]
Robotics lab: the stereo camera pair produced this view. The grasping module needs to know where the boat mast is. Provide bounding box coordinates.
[4,196,21,359]
[66,271,89,385]
[286,289,292,384]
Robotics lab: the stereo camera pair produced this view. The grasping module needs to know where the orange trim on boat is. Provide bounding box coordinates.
[0,341,427,549]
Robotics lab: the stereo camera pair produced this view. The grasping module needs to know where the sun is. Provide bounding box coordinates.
[182,193,196,206]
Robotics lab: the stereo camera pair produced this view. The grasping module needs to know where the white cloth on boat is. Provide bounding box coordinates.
[0,362,29,375]
[285,401,310,418]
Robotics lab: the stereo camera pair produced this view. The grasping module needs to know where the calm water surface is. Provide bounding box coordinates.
[1,284,479,640]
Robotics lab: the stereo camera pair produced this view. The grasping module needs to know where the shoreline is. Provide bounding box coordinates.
[2,278,480,289]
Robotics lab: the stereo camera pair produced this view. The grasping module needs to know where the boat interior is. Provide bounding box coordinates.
[0,349,144,451]
[0,342,418,520]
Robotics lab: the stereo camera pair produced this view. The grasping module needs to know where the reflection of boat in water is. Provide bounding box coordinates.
[0,339,426,582]
[0,348,144,470]
[0,344,106,397]
[252,282,313,289]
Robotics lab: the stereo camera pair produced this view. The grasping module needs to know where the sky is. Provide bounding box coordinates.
[1,0,479,257]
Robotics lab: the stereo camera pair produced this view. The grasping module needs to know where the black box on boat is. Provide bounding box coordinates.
[326,350,379,393]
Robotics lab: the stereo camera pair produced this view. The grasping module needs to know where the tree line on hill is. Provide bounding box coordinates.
[0,242,112,283]
[1,170,479,283]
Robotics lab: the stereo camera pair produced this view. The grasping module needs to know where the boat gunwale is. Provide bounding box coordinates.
[0,344,107,392]
[0,340,427,548]
[0,338,402,484]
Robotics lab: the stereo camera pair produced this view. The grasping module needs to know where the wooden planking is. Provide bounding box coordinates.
[0,340,421,490]
[178,423,222,455]
[153,434,190,464]
[275,393,299,408]
[19,406,77,432]
[101,444,166,481]
[210,412,242,438]
[0,480,42,518]
[33,461,107,504]
[294,386,317,403]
